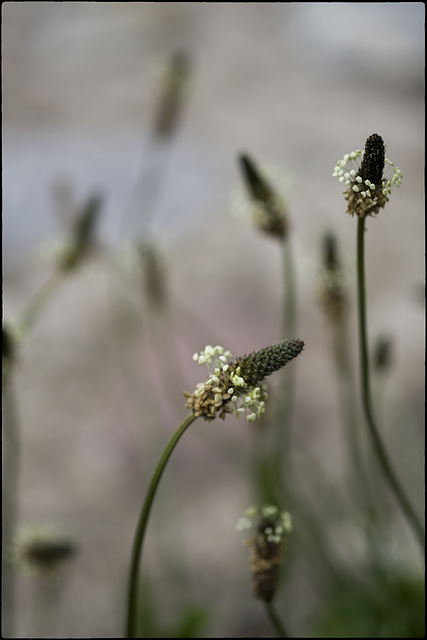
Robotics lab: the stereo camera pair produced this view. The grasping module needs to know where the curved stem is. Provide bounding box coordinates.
[356,216,424,554]
[126,411,197,638]
[265,601,289,637]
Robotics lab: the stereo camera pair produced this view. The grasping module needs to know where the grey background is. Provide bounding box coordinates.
[2,3,425,637]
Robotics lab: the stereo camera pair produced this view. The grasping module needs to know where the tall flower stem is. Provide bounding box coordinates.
[357,216,424,554]
[126,411,197,638]
[2,378,20,638]
[268,238,297,503]
[18,271,64,337]
[265,601,289,638]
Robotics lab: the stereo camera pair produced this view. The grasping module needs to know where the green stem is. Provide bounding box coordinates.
[2,378,20,638]
[126,411,197,638]
[18,271,64,337]
[265,601,289,637]
[275,237,297,491]
[356,216,424,554]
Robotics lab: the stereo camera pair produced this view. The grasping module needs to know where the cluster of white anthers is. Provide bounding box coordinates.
[332,149,402,217]
[333,150,402,194]
[236,505,293,544]
[186,345,268,423]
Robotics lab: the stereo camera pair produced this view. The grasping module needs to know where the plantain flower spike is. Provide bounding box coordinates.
[236,504,293,602]
[318,231,348,324]
[10,526,77,576]
[59,193,103,271]
[184,339,304,423]
[152,51,191,140]
[332,133,402,217]
[237,153,290,240]
[373,335,394,374]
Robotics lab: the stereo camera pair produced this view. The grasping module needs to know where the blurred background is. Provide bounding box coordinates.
[2,3,425,637]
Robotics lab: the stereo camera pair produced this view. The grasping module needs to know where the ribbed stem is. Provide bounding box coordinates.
[126,412,197,638]
[356,216,424,555]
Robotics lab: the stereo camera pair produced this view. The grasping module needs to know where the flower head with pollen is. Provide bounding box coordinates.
[184,339,304,423]
[332,133,402,218]
[237,504,293,602]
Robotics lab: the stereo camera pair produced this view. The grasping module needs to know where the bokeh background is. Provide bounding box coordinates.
[2,3,425,638]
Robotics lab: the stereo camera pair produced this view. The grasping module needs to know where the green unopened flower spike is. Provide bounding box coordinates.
[152,50,191,139]
[59,193,103,271]
[332,133,402,217]
[318,232,348,324]
[184,339,304,423]
[11,526,77,576]
[237,154,290,240]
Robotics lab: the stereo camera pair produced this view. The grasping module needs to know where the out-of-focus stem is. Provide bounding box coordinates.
[18,271,64,337]
[274,237,297,492]
[265,601,289,638]
[2,378,20,638]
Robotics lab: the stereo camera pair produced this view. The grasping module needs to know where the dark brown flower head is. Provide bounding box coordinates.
[373,335,393,373]
[184,340,304,423]
[323,231,340,272]
[359,133,386,186]
[333,134,402,217]
[237,153,290,239]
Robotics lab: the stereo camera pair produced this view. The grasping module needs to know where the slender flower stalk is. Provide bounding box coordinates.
[276,233,297,491]
[318,233,384,555]
[17,271,64,337]
[333,134,424,555]
[120,51,191,240]
[265,601,290,638]
[126,411,197,638]
[2,373,20,638]
[357,215,424,554]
